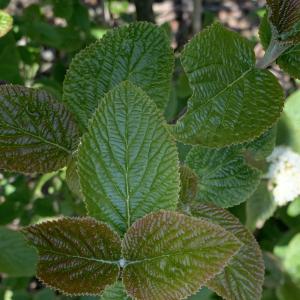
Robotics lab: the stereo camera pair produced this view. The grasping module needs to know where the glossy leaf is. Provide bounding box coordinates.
[122,211,241,300]
[190,203,265,300]
[22,217,121,296]
[0,85,79,173]
[63,22,174,131]
[186,146,261,208]
[78,82,180,234]
[101,282,132,300]
[172,23,284,147]
[0,227,37,277]
[0,10,12,38]
[266,0,300,43]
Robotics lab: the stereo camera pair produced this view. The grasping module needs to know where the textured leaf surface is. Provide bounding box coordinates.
[122,211,241,300]
[22,218,121,295]
[0,10,12,38]
[78,82,180,234]
[190,203,265,300]
[0,227,37,277]
[186,146,261,208]
[173,23,284,147]
[179,165,198,204]
[0,85,79,173]
[66,155,82,197]
[101,282,132,300]
[63,22,174,131]
[266,0,300,43]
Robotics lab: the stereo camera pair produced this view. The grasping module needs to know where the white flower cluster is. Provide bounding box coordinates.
[266,146,300,206]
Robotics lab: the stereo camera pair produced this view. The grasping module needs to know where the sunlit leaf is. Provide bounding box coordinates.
[101,282,132,300]
[0,10,12,38]
[122,211,241,300]
[190,203,265,300]
[0,85,79,173]
[22,217,121,295]
[172,23,284,147]
[63,22,174,131]
[78,82,180,234]
[186,146,261,208]
[0,227,37,277]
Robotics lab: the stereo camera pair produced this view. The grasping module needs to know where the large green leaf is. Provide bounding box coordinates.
[78,82,180,234]
[22,217,121,296]
[101,282,132,300]
[0,227,37,277]
[190,203,265,300]
[185,146,261,208]
[63,22,174,131]
[0,85,79,173]
[122,211,241,300]
[172,23,284,147]
[0,10,12,38]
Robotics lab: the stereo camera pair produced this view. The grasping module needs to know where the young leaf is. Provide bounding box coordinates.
[190,203,265,300]
[172,23,284,147]
[22,217,121,296]
[0,10,12,38]
[78,82,180,234]
[101,282,132,300]
[0,85,79,173]
[185,146,261,208]
[122,211,241,300]
[266,0,300,43]
[63,22,174,131]
[0,227,37,277]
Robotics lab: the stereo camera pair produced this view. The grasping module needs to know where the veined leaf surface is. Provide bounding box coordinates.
[186,146,261,208]
[122,211,241,300]
[0,85,79,173]
[101,282,132,300]
[63,22,174,131]
[78,82,180,234]
[0,10,12,38]
[190,203,265,300]
[173,23,284,147]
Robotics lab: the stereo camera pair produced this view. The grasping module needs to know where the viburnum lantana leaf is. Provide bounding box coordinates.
[179,165,198,205]
[101,282,132,300]
[189,203,265,300]
[266,0,300,43]
[0,10,12,38]
[172,23,284,147]
[259,13,300,79]
[185,145,261,208]
[122,211,241,300]
[0,85,79,173]
[66,155,82,197]
[78,82,180,234]
[22,218,122,296]
[63,22,174,131]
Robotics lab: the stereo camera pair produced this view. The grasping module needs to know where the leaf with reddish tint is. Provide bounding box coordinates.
[122,211,241,300]
[22,218,121,296]
[190,203,265,300]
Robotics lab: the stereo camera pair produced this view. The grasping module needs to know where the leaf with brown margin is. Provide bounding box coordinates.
[190,203,264,300]
[22,218,121,296]
[0,85,79,174]
[122,211,241,300]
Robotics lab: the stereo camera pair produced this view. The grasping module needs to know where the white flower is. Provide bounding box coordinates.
[266,146,300,206]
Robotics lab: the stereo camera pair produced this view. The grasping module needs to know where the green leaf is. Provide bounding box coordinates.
[66,155,82,197]
[0,226,37,277]
[259,12,272,49]
[190,203,265,300]
[244,127,277,161]
[101,282,132,300]
[246,183,277,231]
[284,90,300,153]
[287,197,300,217]
[179,165,198,205]
[0,85,79,173]
[122,211,241,300]
[266,0,300,43]
[185,146,261,208]
[78,82,180,234]
[172,23,284,147]
[0,10,12,38]
[63,22,174,131]
[22,217,121,296]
